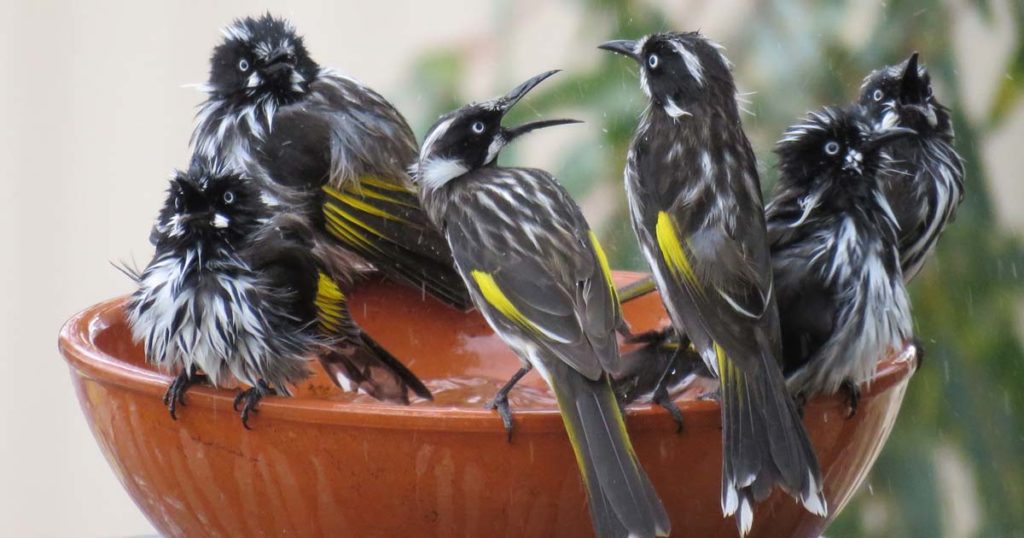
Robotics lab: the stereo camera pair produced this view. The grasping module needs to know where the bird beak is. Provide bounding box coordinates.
[495,70,561,113]
[899,52,925,103]
[504,118,582,142]
[598,39,641,62]
[865,126,917,150]
[263,48,295,76]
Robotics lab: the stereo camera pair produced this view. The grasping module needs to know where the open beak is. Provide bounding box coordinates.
[495,70,561,112]
[598,39,641,62]
[865,126,917,151]
[504,118,582,142]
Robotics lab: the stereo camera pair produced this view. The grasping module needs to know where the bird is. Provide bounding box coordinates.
[857,52,965,282]
[125,160,431,428]
[190,13,471,311]
[600,32,826,534]
[767,105,915,416]
[413,70,670,538]
[613,330,704,414]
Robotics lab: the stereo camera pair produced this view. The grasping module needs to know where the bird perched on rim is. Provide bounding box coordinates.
[767,105,915,415]
[857,52,964,282]
[125,160,431,428]
[413,70,670,538]
[190,13,471,311]
[613,331,703,410]
[600,32,826,534]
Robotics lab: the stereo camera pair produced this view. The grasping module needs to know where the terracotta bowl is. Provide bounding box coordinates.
[59,272,915,537]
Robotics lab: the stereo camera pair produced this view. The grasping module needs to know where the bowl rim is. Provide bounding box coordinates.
[59,292,917,433]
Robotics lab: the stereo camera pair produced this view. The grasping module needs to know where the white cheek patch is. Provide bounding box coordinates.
[418,158,468,191]
[247,73,262,89]
[484,135,506,165]
[663,97,692,119]
[213,214,230,229]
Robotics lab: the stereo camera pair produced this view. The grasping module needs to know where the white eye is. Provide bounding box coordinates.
[238,59,250,72]
[223,190,235,204]
[174,196,183,212]
[471,121,485,134]
[648,54,659,69]
[872,89,883,102]
[824,141,840,155]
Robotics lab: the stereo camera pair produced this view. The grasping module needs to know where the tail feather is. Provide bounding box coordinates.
[318,330,432,404]
[546,363,670,538]
[721,351,826,536]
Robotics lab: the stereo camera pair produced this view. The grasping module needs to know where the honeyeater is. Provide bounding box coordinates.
[857,52,964,282]
[125,160,431,428]
[413,70,670,538]
[600,32,826,534]
[190,14,471,310]
[767,105,915,415]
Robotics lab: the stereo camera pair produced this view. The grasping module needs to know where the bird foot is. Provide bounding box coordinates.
[233,380,274,430]
[485,393,516,443]
[162,368,197,420]
[653,386,685,433]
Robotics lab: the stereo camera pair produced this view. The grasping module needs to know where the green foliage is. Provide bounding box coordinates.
[403,0,1024,533]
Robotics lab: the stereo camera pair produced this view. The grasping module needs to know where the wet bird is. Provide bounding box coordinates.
[125,161,431,428]
[613,331,704,412]
[191,14,471,311]
[600,32,826,534]
[413,71,670,538]
[857,52,964,282]
[767,105,915,415]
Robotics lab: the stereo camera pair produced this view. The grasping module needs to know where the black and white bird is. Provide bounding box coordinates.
[414,70,670,538]
[767,105,915,414]
[191,14,471,310]
[858,52,965,282]
[126,160,431,428]
[600,32,826,534]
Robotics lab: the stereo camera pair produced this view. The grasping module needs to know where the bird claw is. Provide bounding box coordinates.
[912,338,926,371]
[841,379,861,419]
[486,394,515,443]
[234,380,273,430]
[653,386,685,433]
[163,369,196,420]
[793,392,809,419]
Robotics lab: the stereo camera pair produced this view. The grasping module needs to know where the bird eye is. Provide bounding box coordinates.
[824,141,840,155]
[471,121,486,134]
[648,54,659,69]
[223,190,235,204]
[872,89,884,102]
[174,196,183,212]
[238,59,250,72]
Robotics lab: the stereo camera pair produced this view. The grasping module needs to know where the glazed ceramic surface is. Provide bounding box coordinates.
[59,273,916,537]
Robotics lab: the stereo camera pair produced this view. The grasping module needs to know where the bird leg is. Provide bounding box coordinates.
[233,380,275,430]
[486,366,532,442]
[163,365,199,420]
[652,359,686,433]
[841,379,861,419]
[620,325,674,345]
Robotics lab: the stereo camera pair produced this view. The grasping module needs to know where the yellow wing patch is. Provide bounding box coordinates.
[656,211,701,291]
[323,184,413,225]
[470,270,540,335]
[714,342,743,403]
[315,272,347,333]
[588,231,621,309]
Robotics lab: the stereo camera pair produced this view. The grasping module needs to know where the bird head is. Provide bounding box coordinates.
[776,106,916,189]
[155,161,268,248]
[413,70,579,191]
[859,52,949,135]
[599,32,735,119]
[205,14,319,106]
